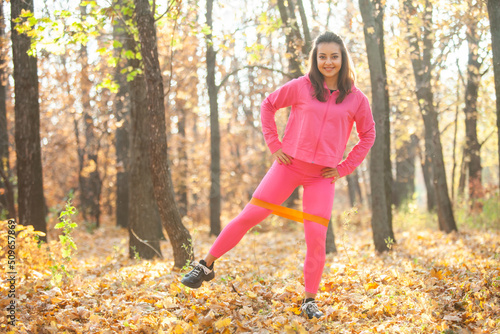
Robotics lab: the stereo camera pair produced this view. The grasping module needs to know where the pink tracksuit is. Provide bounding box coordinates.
[209,75,376,293]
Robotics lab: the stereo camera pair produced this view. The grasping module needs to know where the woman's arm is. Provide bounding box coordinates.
[335,94,376,177]
[260,78,303,154]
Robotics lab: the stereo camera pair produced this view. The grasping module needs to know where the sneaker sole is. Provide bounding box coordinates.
[181,274,215,289]
[300,310,323,319]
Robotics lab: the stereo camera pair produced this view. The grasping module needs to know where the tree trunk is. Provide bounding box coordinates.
[353,169,364,205]
[79,5,101,227]
[206,0,221,236]
[458,146,467,196]
[276,0,303,78]
[276,0,304,210]
[176,104,188,218]
[403,0,457,233]
[296,0,312,55]
[113,3,130,228]
[346,170,363,206]
[346,174,357,207]
[0,1,14,219]
[325,218,337,254]
[394,134,417,207]
[464,19,483,203]
[487,0,500,186]
[11,0,46,236]
[451,77,460,201]
[420,136,436,210]
[359,0,394,252]
[127,49,163,260]
[134,0,193,267]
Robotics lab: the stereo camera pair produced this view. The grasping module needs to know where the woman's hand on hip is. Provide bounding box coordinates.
[321,167,340,183]
[272,149,293,165]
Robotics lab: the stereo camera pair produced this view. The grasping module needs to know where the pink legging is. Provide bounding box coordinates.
[209,158,335,294]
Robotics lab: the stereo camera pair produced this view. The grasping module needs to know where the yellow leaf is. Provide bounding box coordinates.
[285,306,302,315]
[236,320,252,331]
[364,282,379,291]
[430,268,443,280]
[367,27,375,34]
[247,291,257,298]
[214,317,231,329]
[51,297,63,304]
[173,324,184,334]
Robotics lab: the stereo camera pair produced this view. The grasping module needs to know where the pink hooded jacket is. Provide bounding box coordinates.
[261,75,376,177]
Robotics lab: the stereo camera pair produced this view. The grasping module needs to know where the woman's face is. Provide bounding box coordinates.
[316,42,342,81]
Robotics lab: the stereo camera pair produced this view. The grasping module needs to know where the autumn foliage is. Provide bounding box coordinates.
[1,214,499,333]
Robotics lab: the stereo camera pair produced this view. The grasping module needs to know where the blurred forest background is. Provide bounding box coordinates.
[1,0,500,257]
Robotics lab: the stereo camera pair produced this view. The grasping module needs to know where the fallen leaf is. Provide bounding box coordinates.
[215,317,231,329]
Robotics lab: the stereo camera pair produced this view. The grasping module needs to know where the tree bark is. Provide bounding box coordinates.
[113,3,130,228]
[296,0,312,55]
[451,77,460,201]
[487,0,500,185]
[463,17,483,203]
[176,102,188,218]
[359,0,394,252]
[127,50,163,260]
[206,0,221,236]
[394,134,417,207]
[325,218,337,254]
[403,0,457,233]
[346,174,357,207]
[353,169,364,205]
[276,0,304,209]
[276,0,303,78]
[134,0,193,267]
[420,137,436,210]
[117,1,164,258]
[376,0,393,228]
[0,0,14,219]
[458,146,467,196]
[78,5,102,227]
[11,0,46,236]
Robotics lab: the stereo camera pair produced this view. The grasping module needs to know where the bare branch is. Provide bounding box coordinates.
[130,229,164,259]
[155,0,176,22]
[479,130,495,148]
[456,59,466,87]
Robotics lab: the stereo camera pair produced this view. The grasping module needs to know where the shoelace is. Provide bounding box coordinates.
[302,300,320,314]
[191,262,211,276]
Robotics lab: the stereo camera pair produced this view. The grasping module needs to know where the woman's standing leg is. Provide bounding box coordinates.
[302,178,335,298]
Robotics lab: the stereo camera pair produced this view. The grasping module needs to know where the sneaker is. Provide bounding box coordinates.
[301,299,323,319]
[181,260,215,289]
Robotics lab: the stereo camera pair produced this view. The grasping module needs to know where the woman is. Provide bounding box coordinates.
[181,31,376,319]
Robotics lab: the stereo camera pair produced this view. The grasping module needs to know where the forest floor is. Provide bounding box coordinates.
[0,209,499,334]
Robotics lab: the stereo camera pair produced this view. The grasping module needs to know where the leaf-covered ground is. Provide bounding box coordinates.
[1,215,499,334]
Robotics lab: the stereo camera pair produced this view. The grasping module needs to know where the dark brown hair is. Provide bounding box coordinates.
[308,32,356,104]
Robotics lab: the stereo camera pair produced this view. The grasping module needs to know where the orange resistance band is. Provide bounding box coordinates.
[249,197,329,227]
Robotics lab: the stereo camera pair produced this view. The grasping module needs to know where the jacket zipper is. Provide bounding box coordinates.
[311,92,332,163]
